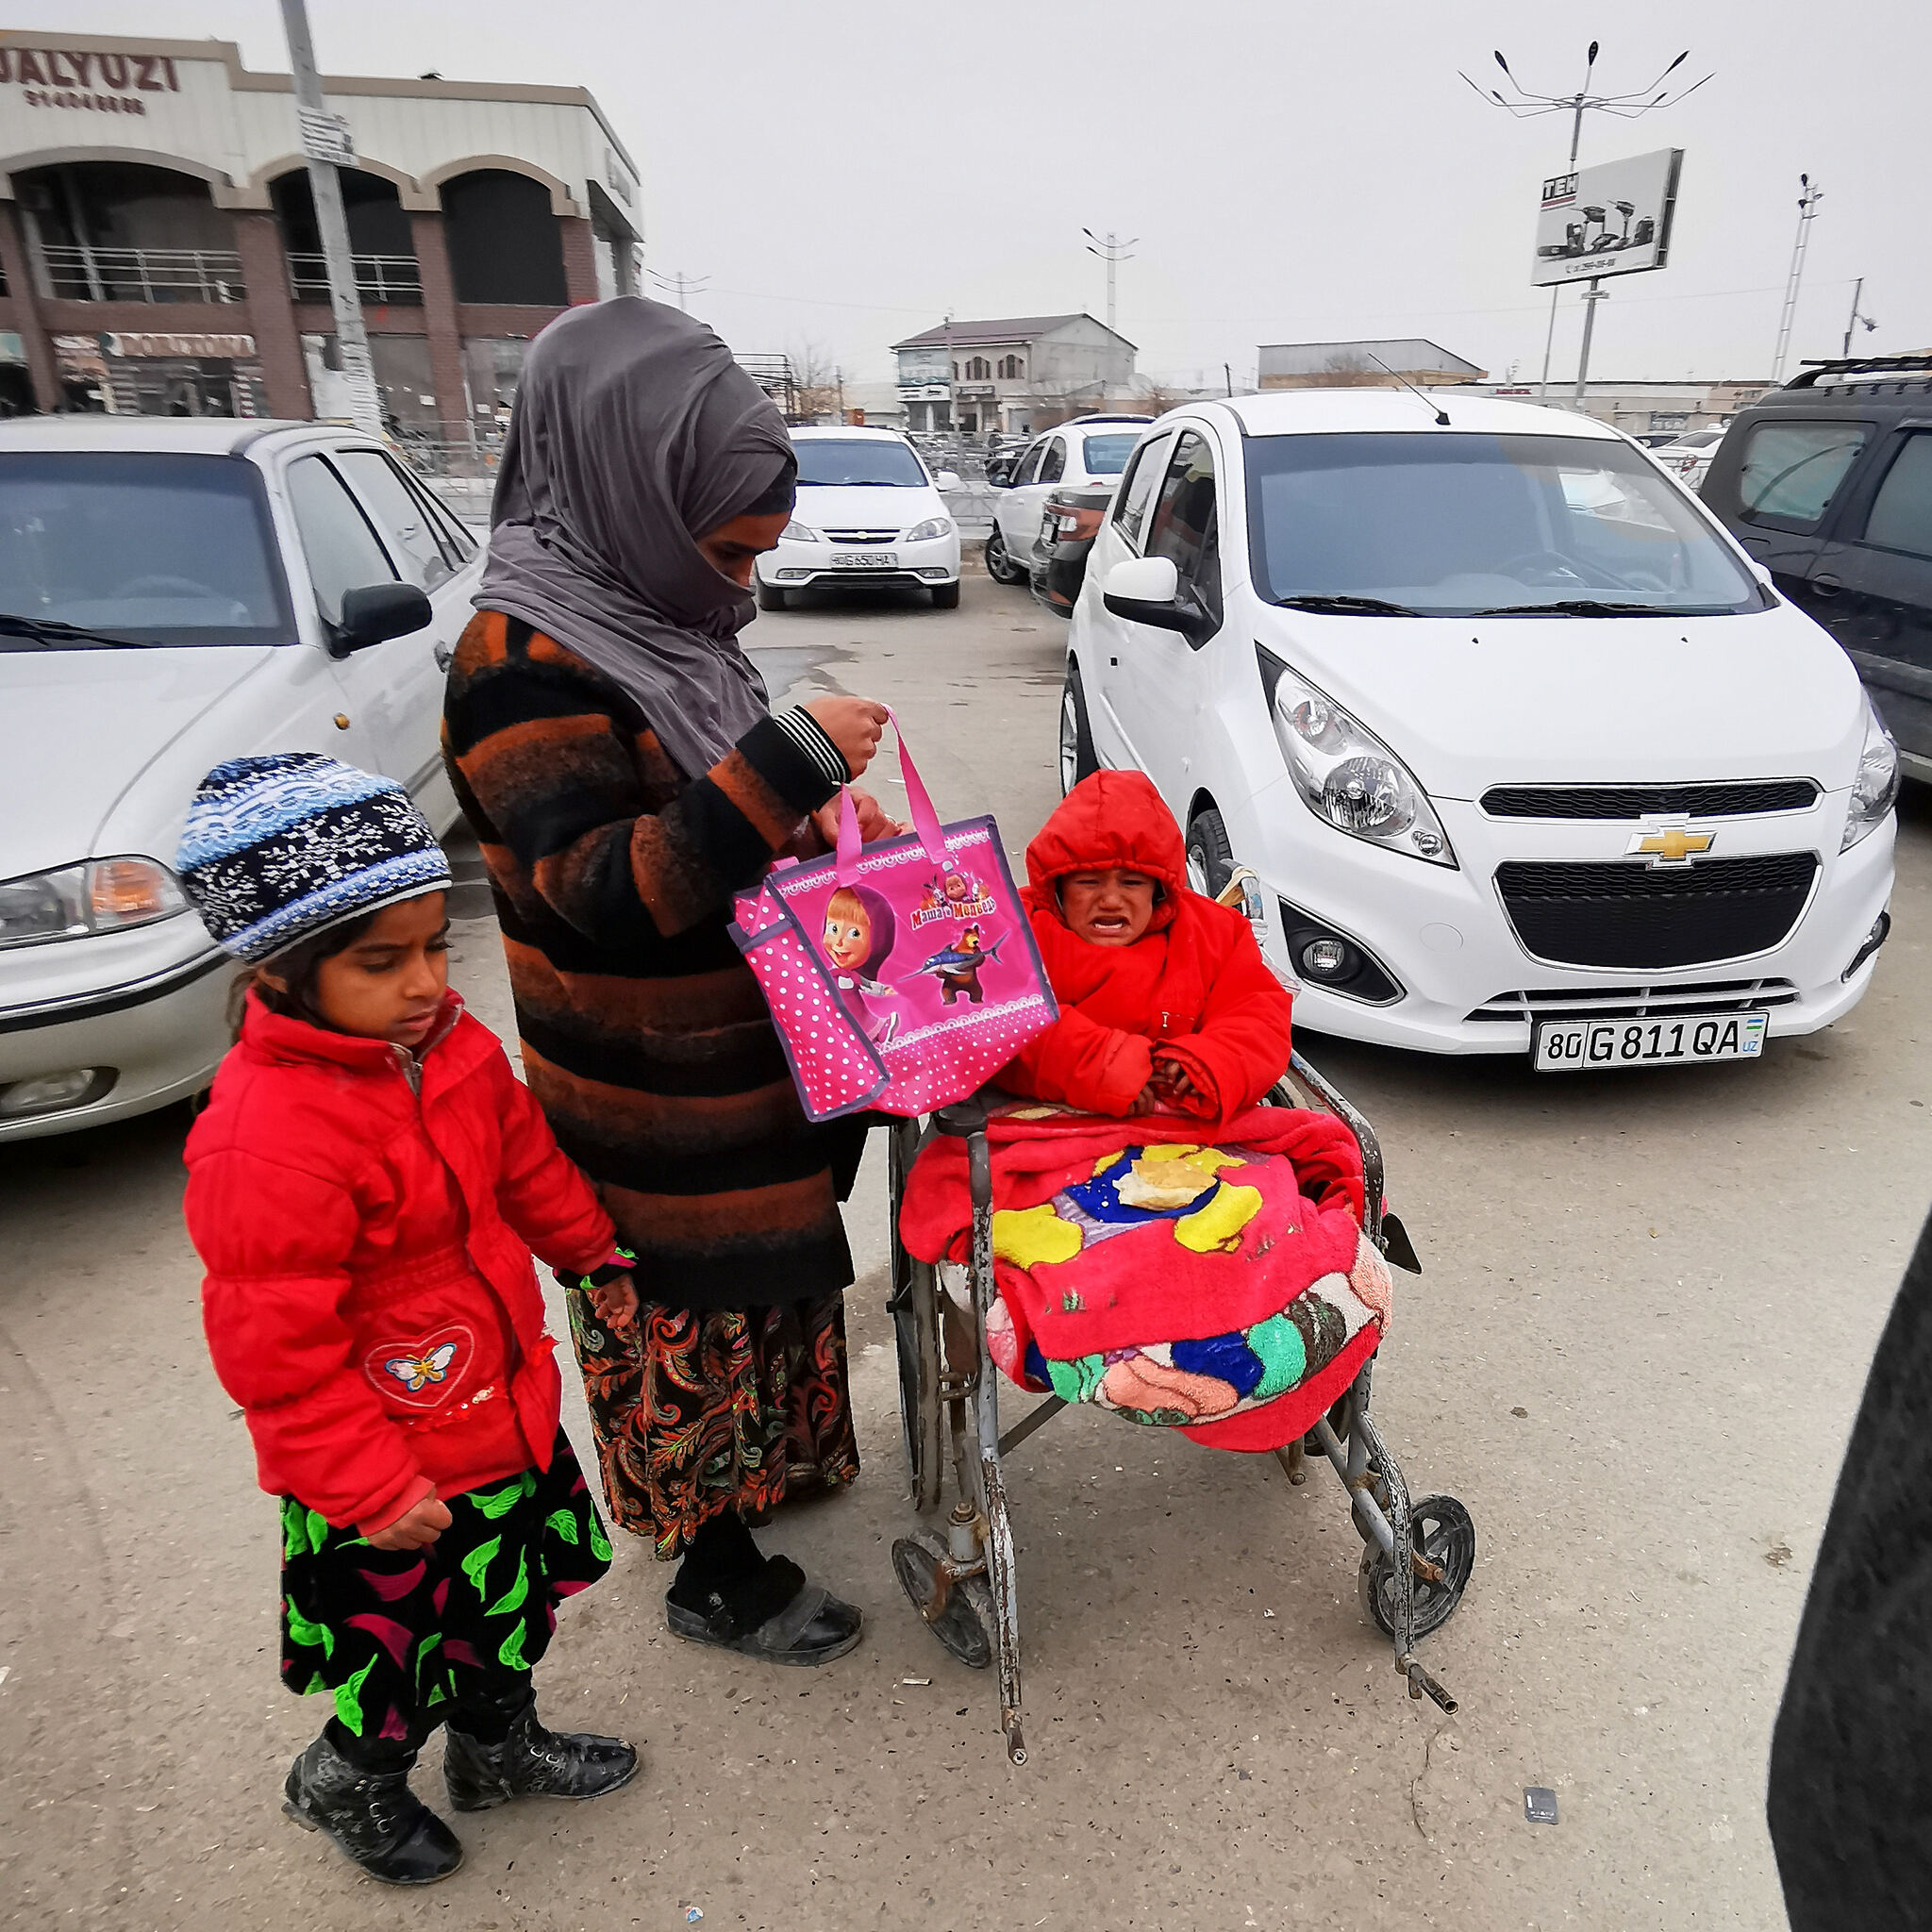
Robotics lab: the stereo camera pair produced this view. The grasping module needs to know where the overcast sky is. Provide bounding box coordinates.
[37,0,1932,391]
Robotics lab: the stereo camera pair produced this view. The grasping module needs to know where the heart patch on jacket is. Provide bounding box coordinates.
[365,1324,474,1409]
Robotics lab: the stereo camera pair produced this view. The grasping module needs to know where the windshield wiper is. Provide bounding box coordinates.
[1275,593,1419,616]
[0,612,146,648]
[1470,600,1675,617]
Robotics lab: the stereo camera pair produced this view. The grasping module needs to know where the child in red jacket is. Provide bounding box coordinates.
[1001,771,1293,1120]
[177,755,641,1888]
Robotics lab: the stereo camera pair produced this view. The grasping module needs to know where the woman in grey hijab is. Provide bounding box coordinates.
[445,297,897,1669]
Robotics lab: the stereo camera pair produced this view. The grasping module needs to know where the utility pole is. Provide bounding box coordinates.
[1463,42,1710,403]
[647,268,709,312]
[1770,175,1824,382]
[278,0,382,434]
[1841,275,1876,359]
[1081,228,1138,335]
[1224,362,1234,397]
[942,309,953,435]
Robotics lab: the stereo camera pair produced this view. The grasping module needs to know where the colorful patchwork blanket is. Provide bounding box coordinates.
[897,1099,1390,1452]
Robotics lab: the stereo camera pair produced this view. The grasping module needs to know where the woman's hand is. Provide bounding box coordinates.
[367,1491,453,1552]
[803,697,890,779]
[809,787,908,849]
[589,1272,639,1330]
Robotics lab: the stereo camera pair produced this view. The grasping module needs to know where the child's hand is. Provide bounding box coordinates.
[1150,1055,1199,1105]
[590,1273,638,1330]
[368,1491,452,1551]
[1130,1082,1161,1115]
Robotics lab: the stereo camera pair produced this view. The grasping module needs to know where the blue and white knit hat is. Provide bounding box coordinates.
[176,753,453,963]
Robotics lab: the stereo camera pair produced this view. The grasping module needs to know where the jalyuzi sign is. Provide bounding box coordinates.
[0,46,184,116]
[1531,148,1684,288]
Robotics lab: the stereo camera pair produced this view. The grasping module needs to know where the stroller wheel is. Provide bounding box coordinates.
[1358,1495,1475,1641]
[891,1532,994,1670]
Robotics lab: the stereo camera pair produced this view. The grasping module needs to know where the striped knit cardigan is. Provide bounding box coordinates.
[442,609,863,1309]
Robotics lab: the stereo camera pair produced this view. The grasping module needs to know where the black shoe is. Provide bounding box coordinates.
[282,1734,463,1886]
[442,1703,640,1812]
[665,1556,862,1666]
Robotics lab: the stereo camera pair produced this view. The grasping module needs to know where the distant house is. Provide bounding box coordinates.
[1257,339,1487,390]
[892,313,1137,434]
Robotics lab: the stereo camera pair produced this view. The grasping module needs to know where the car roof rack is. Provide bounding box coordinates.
[1786,352,1932,390]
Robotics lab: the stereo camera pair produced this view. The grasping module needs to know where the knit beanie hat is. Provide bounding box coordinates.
[176,753,453,963]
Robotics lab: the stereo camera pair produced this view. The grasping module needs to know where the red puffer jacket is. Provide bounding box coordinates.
[1001,772,1293,1120]
[183,990,615,1533]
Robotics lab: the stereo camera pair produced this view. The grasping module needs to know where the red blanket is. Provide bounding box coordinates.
[898,1100,1388,1452]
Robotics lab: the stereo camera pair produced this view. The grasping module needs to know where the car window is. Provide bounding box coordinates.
[286,454,399,627]
[1111,433,1172,547]
[1081,431,1139,475]
[391,457,477,565]
[0,451,294,648]
[1015,441,1047,487]
[1736,421,1870,531]
[1859,434,1932,560]
[1145,432,1218,580]
[1040,438,1067,485]
[335,449,453,591]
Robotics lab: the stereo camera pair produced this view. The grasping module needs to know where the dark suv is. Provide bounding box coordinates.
[1701,353,1932,781]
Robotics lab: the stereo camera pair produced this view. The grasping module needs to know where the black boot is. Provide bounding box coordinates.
[442,1695,640,1812]
[282,1731,463,1886]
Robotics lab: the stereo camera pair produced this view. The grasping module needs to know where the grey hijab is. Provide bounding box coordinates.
[476,296,794,778]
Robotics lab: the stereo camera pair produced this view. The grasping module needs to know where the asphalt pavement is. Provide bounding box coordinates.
[3,563,1929,1930]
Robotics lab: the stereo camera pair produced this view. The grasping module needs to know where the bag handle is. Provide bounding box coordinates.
[836,706,950,882]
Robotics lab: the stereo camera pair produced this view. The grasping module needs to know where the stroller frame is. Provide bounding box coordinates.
[885,1050,1473,1766]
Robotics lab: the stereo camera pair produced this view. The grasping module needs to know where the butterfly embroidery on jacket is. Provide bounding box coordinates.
[384,1342,457,1392]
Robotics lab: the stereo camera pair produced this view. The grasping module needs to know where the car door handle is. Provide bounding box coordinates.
[433,641,455,670]
[1809,574,1842,598]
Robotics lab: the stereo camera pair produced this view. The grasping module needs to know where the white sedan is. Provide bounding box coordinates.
[984,414,1151,588]
[756,425,961,609]
[0,417,480,1139]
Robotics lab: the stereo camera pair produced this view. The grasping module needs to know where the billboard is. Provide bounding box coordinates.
[1532,148,1682,287]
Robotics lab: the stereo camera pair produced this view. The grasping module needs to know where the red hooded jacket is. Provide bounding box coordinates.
[183,991,615,1533]
[1001,772,1293,1120]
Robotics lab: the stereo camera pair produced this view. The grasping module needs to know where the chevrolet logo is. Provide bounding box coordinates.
[1626,823,1717,865]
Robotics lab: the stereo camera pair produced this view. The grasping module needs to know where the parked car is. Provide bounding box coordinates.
[1650,424,1727,492]
[756,425,961,609]
[0,417,482,1140]
[1060,391,1897,1065]
[1701,355,1932,784]
[984,415,1150,588]
[1027,481,1113,617]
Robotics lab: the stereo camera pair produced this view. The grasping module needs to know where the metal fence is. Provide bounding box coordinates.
[285,252,423,307]
[41,243,245,304]
[391,425,505,525]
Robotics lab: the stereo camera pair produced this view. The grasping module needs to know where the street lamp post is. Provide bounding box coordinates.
[1770,176,1824,382]
[1462,43,1710,405]
[1841,277,1878,359]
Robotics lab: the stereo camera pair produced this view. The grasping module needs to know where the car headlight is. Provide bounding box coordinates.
[1262,653,1457,867]
[780,521,819,542]
[904,517,954,543]
[1841,700,1900,852]
[0,856,188,951]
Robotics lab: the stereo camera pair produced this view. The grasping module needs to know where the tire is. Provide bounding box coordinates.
[1059,659,1099,794]
[931,580,961,609]
[983,525,1025,586]
[1186,807,1234,897]
[756,577,787,611]
[1358,1495,1476,1641]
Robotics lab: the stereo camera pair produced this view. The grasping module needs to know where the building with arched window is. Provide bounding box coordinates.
[891,313,1134,435]
[0,32,641,430]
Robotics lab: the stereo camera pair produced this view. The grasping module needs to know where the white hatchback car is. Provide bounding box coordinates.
[985,414,1151,589]
[1061,391,1898,1067]
[0,417,480,1139]
[756,425,961,609]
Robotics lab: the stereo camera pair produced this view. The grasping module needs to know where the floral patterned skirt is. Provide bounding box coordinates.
[564,1285,859,1561]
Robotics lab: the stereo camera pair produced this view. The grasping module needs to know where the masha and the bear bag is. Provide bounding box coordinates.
[730,714,1057,1121]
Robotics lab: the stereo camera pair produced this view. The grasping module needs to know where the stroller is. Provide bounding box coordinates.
[882,879,1475,1765]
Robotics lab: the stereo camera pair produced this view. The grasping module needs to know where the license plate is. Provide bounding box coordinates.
[830,550,895,568]
[1534,1011,1768,1072]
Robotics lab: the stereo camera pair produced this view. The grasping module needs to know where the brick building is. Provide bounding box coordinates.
[0,30,641,435]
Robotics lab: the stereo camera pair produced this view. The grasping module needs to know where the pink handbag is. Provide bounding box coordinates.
[730,715,1058,1121]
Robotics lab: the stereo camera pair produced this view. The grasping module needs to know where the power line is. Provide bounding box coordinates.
[647,267,710,312]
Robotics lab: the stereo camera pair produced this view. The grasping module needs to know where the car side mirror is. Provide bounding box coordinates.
[330,582,433,657]
[1104,555,1214,643]
[936,468,962,491]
